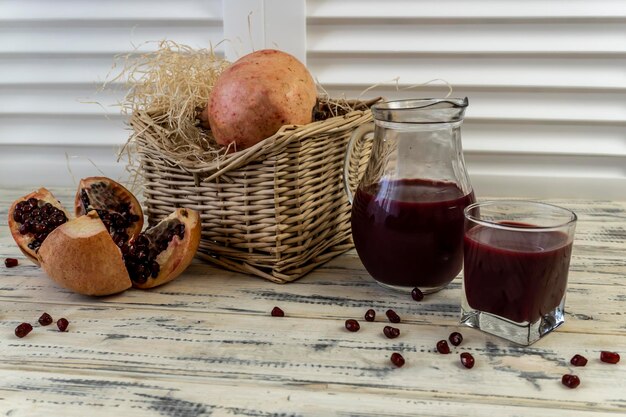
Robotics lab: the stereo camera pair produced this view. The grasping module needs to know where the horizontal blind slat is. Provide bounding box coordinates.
[1,0,223,20]
[0,25,222,55]
[308,56,626,90]
[307,0,626,19]
[308,23,626,53]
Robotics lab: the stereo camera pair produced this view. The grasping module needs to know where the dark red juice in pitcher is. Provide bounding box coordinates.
[463,223,573,324]
[351,178,475,289]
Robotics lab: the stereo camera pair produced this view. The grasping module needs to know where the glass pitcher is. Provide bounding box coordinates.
[344,98,475,294]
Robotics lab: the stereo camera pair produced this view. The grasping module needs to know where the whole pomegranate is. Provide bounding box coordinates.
[202,49,317,151]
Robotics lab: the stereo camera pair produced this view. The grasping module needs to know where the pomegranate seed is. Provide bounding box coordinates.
[386,309,401,323]
[57,318,69,332]
[390,352,405,367]
[436,340,451,354]
[449,332,463,346]
[411,287,424,301]
[570,354,588,367]
[15,322,33,338]
[364,309,376,322]
[460,352,475,369]
[38,312,53,326]
[271,307,284,317]
[561,374,580,389]
[383,326,400,339]
[600,351,620,364]
[345,319,360,332]
[4,258,18,268]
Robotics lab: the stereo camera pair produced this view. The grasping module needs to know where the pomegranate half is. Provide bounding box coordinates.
[124,208,201,289]
[75,176,143,248]
[8,188,70,265]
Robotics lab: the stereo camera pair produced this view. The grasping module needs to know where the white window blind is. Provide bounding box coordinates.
[1,0,624,199]
[307,0,626,199]
[0,0,223,186]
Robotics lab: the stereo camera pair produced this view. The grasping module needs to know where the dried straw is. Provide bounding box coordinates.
[108,40,230,164]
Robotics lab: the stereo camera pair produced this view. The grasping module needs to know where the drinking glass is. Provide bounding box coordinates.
[461,201,577,345]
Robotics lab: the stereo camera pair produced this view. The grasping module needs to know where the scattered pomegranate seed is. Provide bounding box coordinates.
[57,318,69,332]
[4,258,18,268]
[411,287,424,301]
[436,340,451,354]
[570,354,588,367]
[38,312,53,326]
[345,319,360,332]
[15,322,33,338]
[390,352,405,367]
[383,326,400,339]
[449,332,463,346]
[561,374,580,389]
[271,307,284,317]
[386,309,401,323]
[460,352,475,369]
[364,309,376,322]
[600,351,620,364]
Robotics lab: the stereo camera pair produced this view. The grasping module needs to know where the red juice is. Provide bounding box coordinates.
[463,223,572,324]
[351,178,475,288]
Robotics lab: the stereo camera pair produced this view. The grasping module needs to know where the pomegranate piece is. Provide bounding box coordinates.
[436,340,451,354]
[364,309,376,322]
[124,208,201,289]
[460,352,475,368]
[570,354,588,367]
[411,287,424,301]
[271,307,284,317]
[38,312,53,326]
[386,309,401,323]
[8,188,70,265]
[345,319,360,332]
[38,212,133,296]
[383,326,400,339]
[600,351,620,364]
[4,258,18,268]
[57,318,69,332]
[561,374,580,389]
[390,352,405,367]
[15,322,33,338]
[75,177,144,248]
[449,332,463,346]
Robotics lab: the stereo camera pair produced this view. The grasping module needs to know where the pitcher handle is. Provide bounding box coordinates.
[343,123,375,204]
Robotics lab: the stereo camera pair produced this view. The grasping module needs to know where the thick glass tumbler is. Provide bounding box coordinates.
[461,201,577,345]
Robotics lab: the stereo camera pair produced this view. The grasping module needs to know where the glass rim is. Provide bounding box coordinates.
[371,97,469,112]
[464,200,578,232]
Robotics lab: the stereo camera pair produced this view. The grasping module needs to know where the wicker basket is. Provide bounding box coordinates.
[130,103,375,283]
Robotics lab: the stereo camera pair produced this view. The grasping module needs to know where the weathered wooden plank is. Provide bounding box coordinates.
[0,300,624,413]
[0,249,623,336]
[0,257,624,334]
[1,368,622,417]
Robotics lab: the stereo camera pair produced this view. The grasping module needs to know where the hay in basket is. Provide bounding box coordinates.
[117,41,377,283]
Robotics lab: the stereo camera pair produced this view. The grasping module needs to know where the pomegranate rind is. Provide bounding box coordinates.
[133,208,201,289]
[8,188,70,266]
[74,176,144,240]
[38,212,132,296]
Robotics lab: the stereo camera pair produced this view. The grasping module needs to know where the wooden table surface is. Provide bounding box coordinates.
[0,187,624,416]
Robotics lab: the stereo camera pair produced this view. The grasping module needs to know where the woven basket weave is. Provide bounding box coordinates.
[130,103,374,283]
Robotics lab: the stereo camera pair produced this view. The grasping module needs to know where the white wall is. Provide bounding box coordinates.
[1,0,625,199]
